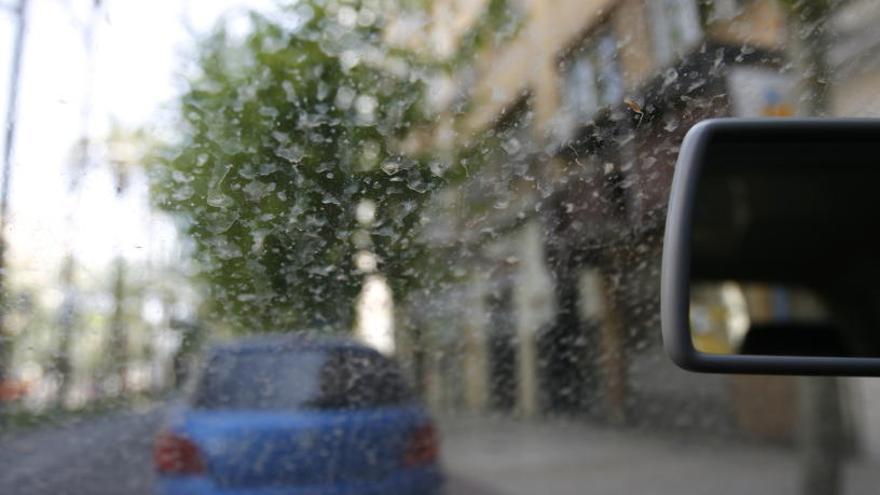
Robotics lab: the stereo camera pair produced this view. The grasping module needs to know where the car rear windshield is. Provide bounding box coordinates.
[191,348,414,411]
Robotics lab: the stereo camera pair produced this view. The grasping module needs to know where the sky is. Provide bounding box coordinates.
[0,0,275,288]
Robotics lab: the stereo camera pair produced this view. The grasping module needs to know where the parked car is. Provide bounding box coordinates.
[154,334,443,495]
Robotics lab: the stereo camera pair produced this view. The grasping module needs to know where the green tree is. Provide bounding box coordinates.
[151,1,439,333]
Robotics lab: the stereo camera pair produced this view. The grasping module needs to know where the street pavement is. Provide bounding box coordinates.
[2,407,880,494]
[441,416,880,495]
[0,405,160,494]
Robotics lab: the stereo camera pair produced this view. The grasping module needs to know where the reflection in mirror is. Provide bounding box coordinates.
[691,282,835,355]
[688,136,880,357]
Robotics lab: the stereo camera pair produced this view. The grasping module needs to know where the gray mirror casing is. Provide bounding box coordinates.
[661,118,880,376]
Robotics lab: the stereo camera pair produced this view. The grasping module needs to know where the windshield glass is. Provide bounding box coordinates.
[192,347,412,410]
[192,350,326,410]
[1,1,879,494]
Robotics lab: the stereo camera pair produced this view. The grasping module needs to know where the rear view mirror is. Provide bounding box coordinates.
[662,118,880,375]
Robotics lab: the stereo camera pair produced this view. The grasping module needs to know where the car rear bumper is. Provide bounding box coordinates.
[155,465,444,495]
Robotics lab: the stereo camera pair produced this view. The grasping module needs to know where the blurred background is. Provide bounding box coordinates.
[1,0,880,494]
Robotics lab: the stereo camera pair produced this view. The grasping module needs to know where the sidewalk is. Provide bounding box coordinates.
[439,415,880,495]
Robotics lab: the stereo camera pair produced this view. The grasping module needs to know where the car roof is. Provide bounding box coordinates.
[205,333,378,357]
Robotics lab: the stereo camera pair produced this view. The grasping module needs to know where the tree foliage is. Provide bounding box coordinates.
[150,0,442,333]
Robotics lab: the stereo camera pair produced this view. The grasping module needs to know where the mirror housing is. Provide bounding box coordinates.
[662,118,880,376]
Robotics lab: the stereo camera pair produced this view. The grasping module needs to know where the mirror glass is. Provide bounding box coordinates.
[688,133,880,357]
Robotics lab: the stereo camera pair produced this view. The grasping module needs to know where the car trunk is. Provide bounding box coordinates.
[183,407,425,487]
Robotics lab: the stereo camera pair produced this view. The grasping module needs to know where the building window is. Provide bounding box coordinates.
[649,0,703,67]
[595,31,624,107]
[563,55,600,122]
[559,29,624,133]
[706,0,748,23]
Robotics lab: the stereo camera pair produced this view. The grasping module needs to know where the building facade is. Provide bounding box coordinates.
[392,0,880,452]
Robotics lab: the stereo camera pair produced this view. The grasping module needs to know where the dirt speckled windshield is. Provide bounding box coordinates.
[1,1,879,494]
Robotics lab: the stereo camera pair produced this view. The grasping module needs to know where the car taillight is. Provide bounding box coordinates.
[154,431,205,475]
[403,423,439,467]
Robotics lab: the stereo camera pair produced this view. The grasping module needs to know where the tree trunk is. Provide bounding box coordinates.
[53,256,77,408]
[107,258,127,395]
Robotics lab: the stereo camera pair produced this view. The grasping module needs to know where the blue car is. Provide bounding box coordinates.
[154,335,444,495]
